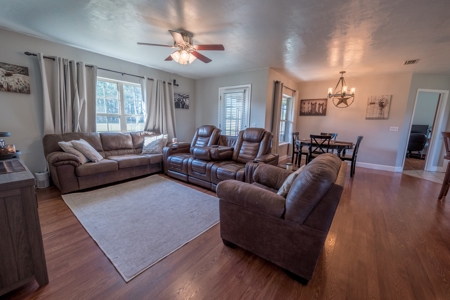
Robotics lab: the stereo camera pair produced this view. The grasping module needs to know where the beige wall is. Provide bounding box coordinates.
[0,28,196,174]
[195,68,269,130]
[296,74,413,169]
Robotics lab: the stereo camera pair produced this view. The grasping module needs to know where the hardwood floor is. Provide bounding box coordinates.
[403,157,426,170]
[2,168,450,300]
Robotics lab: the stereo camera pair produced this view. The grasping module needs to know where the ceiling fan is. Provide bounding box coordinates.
[137,30,225,65]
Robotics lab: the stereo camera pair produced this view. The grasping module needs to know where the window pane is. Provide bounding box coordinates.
[106,99,119,114]
[96,98,106,113]
[96,116,107,132]
[279,121,286,142]
[124,85,144,115]
[107,116,120,132]
[105,82,118,98]
[126,116,145,131]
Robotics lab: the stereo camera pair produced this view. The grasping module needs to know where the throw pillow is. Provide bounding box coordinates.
[58,141,89,164]
[277,165,305,198]
[71,139,103,162]
[142,134,168,154]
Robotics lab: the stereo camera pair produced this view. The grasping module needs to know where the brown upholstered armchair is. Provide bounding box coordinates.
[188,128,279,190]
[163,125,221,182]
[216,153,347,284]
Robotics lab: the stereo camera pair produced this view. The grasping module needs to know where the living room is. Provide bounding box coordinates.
[1,0,450,299]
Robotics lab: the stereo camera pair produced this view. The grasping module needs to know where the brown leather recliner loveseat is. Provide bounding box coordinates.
[216,153,347,283]
[163,127,279,190]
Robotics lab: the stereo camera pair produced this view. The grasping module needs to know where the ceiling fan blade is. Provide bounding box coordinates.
[169,30,186,46]
[137,42,174,48]
[191,51,212,63]
[194,44,225,51]
[165,55,173,61]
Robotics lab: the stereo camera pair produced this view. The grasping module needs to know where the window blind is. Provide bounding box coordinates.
[221,89,247,136]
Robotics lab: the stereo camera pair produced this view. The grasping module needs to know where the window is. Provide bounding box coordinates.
[96,78,145,132]
[279,95,293,143]
[218,85,251,136]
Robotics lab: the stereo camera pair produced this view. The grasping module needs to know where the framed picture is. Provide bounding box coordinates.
[174,93,189,109]
[300,98,327,116]
[365,95,392,119]
[0,62,30,94]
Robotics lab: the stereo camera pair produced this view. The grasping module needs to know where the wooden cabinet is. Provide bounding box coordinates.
[0,159,48,296]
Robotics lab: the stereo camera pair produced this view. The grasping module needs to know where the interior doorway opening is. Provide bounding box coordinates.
[404,92,440,170]
[402,89,450,175]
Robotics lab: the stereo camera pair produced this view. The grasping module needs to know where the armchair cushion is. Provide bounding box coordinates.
[217,180,286,218]
[253,164,291,190]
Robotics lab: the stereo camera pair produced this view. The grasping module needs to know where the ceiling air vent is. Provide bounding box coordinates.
[403,59,420,65]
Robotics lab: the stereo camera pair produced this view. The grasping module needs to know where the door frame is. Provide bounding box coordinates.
[402,89,449,171]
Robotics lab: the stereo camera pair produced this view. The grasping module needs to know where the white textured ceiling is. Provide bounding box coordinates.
[1,0,450,82]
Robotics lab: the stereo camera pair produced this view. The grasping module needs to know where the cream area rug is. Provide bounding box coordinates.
[62,175,219,282]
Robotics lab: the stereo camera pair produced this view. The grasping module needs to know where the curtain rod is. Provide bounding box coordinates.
[24,51,179,86]
[275,80,296,92]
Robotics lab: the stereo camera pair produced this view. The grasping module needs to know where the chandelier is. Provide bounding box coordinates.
[328,71,355,108]
[170,49,196,65]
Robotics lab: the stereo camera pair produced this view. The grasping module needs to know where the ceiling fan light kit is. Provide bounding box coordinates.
[138,30,224,65]
[328,71,355,108]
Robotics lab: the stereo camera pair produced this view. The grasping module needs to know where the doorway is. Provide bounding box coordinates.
[402,89,450,182]
[404,91,440,170]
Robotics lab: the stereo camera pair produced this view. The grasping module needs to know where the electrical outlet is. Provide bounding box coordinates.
[389,126,399,132]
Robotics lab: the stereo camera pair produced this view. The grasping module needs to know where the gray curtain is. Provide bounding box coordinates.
[142,78,177,140]
[37,53,97,134]
[271,81,283,154]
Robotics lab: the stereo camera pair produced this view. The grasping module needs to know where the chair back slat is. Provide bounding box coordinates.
[320,132,338,141]
[309,134,332,159]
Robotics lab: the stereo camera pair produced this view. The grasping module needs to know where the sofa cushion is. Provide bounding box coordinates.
[141,153,163,164]
[71,139,104,162]
[285,153,341,224]
[215,162,245,181]
[75,159,118,176]
[130,131,160,153]
[100,132,136,156]
[107,155,150,169]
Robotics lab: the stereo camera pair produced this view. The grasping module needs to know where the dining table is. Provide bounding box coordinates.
[297,139,354,157]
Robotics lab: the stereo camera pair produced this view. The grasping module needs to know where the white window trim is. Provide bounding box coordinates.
[218,84,252,135]
[96,77,144,132]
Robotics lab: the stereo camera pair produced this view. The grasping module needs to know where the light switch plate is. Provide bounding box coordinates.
[389,126,399,132]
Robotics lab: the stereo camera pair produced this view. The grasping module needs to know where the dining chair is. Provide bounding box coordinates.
[340,136,363,177]
[307,134,332,163]
[320,132,338,140]
[438,132,450,200]
[291,132,308,167]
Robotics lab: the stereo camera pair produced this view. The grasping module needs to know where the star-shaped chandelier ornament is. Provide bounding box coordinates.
[328,71,355,108]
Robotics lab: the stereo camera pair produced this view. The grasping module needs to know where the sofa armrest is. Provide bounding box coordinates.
[253,164,292,190]
[254,153,279,165]
[46,152,81,167]
[162,143,192,174]
[217,180,286,218]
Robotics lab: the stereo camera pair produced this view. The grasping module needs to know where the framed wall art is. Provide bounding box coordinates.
[0,62,30,94]
[174,93,189,109]
[365,95,392,119]
[299,98,327,116]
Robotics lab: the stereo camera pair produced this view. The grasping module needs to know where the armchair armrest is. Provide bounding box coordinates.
[254,153,279,165]
[217,180,286,218]
[46,152,81,167]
